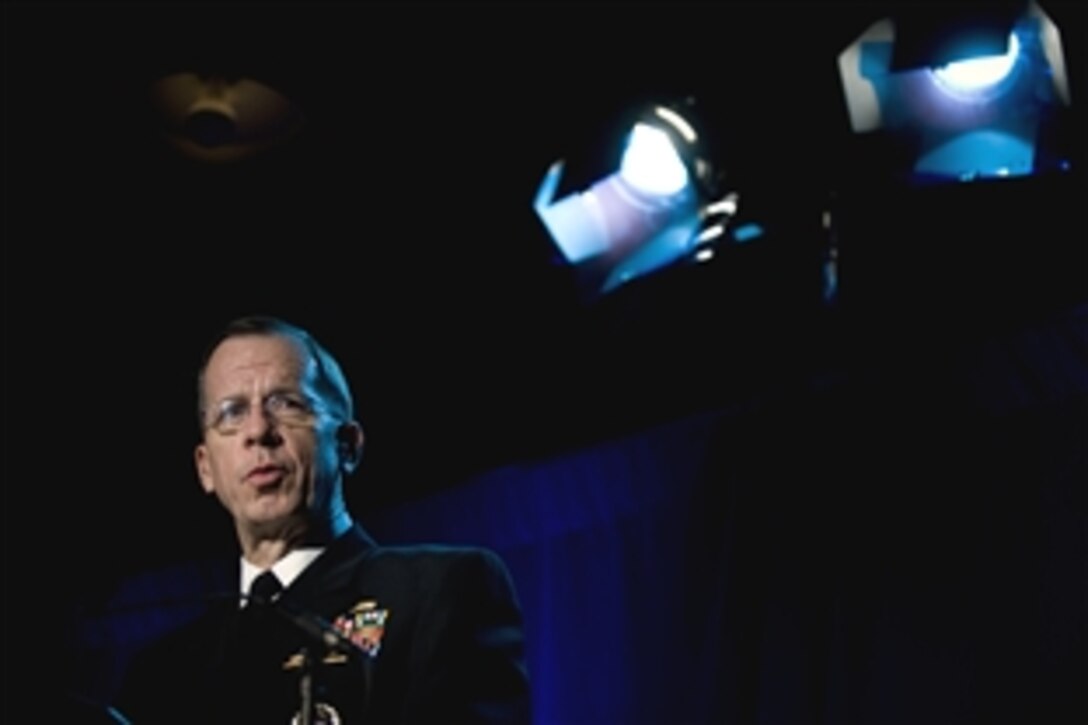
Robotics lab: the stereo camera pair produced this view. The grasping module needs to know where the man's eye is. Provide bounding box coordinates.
[268,394,309,414]
[216,400,249,424]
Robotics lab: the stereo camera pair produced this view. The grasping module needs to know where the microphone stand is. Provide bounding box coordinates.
[260,597,366,724]
[297,646,314,725]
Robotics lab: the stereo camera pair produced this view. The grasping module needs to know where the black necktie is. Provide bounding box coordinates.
[235,571,291,719]
[248,570,284,608]
[239,570,284,652]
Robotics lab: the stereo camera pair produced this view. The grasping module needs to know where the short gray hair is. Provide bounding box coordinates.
[195,315,355,430]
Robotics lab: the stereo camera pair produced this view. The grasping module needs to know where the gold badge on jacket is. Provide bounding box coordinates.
[332,599,389,658]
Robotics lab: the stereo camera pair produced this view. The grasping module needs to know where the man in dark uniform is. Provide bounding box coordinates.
[116,316,530,723]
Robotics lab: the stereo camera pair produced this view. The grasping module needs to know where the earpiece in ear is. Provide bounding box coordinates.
[336,424,355,450]
[335,423,362,471]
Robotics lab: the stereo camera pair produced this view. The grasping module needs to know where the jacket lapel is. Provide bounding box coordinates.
[280,523,378,618]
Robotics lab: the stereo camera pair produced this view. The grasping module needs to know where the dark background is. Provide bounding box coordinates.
[4,0,939,564]
[4,1,1087,721]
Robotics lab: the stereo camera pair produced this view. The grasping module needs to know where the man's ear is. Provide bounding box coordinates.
[336,422,365,474]
[194,444,216,494]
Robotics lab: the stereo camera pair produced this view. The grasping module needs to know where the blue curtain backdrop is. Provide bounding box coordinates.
[362,303,1086,724]
[65,302,1086,724]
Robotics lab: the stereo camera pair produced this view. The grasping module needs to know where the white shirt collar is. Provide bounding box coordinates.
[240,547,324,604]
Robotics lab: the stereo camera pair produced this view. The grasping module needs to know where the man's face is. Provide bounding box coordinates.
[195,333,343,536]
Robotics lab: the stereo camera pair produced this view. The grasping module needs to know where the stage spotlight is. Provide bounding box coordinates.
[149,72,305,163]
[838,1,1073,184]
[533,98,740,299]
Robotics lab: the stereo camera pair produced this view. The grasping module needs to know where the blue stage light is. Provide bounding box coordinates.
[533,99,739,299]
[838,1,1073,184]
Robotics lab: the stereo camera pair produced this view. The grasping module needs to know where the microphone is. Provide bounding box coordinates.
[243,591,365,660]
[243,591,373,725]
[97,586,363,660]
[94,586,364,661]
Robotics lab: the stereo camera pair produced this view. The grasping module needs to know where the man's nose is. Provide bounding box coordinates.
[242,404,280,446]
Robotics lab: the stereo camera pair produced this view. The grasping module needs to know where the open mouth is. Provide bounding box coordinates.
[246,465,286,488]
